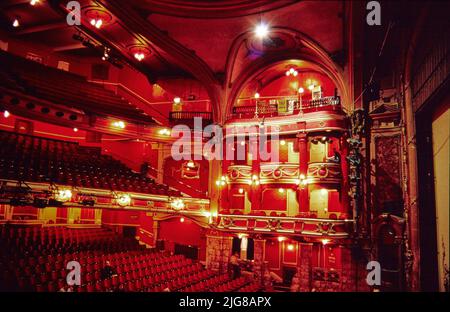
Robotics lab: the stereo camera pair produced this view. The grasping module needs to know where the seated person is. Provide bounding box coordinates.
[100,260,117,280]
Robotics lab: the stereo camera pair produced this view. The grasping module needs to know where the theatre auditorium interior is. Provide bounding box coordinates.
[0,0,448,293]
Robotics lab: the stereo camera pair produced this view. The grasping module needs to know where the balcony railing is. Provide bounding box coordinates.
[169,111,213,125]
[230,96,341,119]
[227,165,253,184]
[307,162,342,184]
[216,214,353,238]
[259,163,300,184]
[228,163,342,185]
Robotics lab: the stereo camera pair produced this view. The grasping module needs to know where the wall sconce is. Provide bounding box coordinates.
[171,198,185,210]
[297,173,308,188]
[248,174,260,186]
[116,193,131,207]
[215,175,227,187]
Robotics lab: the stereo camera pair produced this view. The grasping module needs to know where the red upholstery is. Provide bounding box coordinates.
[0,130,181,197]
[0,225,235,292]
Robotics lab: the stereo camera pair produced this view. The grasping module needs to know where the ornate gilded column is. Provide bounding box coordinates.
[249,130,261,211]
[296,125,309,212]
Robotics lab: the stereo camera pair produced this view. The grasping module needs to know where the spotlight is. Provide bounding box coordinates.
[173,97,181,104]
[308,84,315,91]
[12,18,19,28]
[73,127,78,132]
[321,239,330,245]
[287,244,295,251]
[180,217,185,223]
[33,197,49,208]
[81,199,95,206]
[30,0,40,5]
[298,87,304,94]
[255,23,269,39]
[277,236,286,242]
[280,140,286,146]
[72,33,83,41]
[3,110,10,118]
[238,188,244,194]
[254,92,260,99]
[278,188,285,193]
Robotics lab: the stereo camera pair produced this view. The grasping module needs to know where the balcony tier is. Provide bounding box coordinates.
[217,213,353,238]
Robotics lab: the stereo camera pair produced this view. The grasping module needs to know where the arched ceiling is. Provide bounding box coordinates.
[126,0,298,19]
[0,0,347,123]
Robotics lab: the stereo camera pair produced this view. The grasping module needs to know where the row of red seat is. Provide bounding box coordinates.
[1,225,249,292]
[0,130,181,196]
[0,50,154,123]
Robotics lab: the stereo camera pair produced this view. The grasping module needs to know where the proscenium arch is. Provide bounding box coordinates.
[222,27,350,122]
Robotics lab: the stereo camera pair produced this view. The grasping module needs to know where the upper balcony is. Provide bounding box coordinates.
[229,95,341,120]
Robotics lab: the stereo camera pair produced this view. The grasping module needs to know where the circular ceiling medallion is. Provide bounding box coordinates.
[84,7,114,26]
[128,45,152,56]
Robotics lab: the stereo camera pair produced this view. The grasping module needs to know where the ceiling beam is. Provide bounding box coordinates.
[52,43,86,52]
[14,21,67,36]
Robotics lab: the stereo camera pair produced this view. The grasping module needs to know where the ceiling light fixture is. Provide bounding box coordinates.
[286,68,298,77]
[12,18,20,28]
[158,128,171,136]
[134,52,145,61]
[112,121,125,129]
[30,0,40,5]
[255,22,269,39]
[90,18,103,29]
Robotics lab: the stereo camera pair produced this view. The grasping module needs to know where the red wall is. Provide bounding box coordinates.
[101,209,142,226]
[159,217,202,247]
